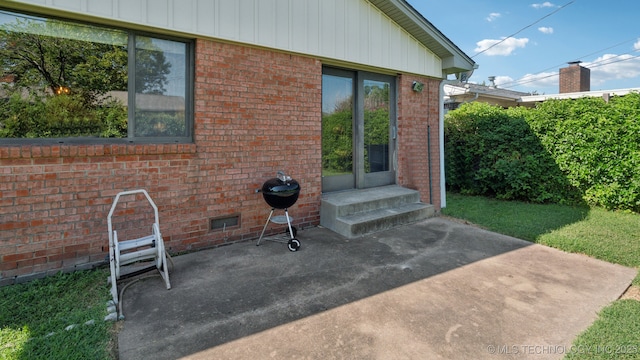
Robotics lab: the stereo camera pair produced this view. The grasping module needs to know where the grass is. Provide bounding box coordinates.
[2,193,638,359]
[564,300,640,359]
[442,192,640,360]
[442,192,640,284]
[441,192,592,242]
[0,268,116,360]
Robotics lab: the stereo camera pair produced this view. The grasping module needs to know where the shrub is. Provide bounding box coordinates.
[0,92,127,138]
[445,102,580,204]
[527,94,640,212]
[0,92,44,137]
[96,97,128,138]
[322,109,353,174]
[134,111,186,137]
[445,94,640,212]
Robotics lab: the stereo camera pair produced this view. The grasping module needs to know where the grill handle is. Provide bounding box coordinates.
[277,170,291,182]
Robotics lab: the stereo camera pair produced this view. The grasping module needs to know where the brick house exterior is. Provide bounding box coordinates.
[0,0,473,284]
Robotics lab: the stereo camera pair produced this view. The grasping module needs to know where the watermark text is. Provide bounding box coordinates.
[486,344,638,356]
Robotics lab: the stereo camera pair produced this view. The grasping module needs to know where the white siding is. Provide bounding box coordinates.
[9,0,442,77]
[194,1,215,34]
[147,0,169,28]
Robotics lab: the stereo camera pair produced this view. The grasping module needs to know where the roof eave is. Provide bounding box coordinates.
[368,0,476,75]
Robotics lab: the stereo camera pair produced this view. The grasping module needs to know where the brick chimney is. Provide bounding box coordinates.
[559,61,590,93]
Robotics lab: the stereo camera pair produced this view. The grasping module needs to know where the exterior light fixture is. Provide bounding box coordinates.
[412,81,424,92]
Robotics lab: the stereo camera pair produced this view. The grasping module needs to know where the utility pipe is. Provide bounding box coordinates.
[438,80,449,208]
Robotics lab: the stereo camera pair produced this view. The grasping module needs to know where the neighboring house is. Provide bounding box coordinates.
[444,82,531,110]
[519,88,640,106]
[445,62,640,109]
[0,0,475,284]
[445,82,640,109]
[522,62,640,106]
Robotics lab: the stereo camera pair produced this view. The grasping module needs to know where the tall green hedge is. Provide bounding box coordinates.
[445,93,640,212]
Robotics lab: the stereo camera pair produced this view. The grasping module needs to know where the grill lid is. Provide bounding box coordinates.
[261,171,300,209]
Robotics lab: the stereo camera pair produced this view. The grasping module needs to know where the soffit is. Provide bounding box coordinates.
[369,0,475,74]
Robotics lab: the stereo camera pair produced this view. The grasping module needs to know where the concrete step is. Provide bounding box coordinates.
[321,185,422,217]
[335,202,434,238]
[320,185,435,238]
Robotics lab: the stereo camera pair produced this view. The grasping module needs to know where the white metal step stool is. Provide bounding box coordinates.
[107,189,171,306]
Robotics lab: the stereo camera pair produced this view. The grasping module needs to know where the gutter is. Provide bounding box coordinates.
[438,80,451,208]
[461,90,479,104]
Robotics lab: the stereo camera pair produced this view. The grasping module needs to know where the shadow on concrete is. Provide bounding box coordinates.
[117,217,635,359]
[442,192,591,243]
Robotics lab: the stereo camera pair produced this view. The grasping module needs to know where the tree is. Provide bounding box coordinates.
[0,13,174,138]
[0,16,171,99]
[135,37,172,95]
[364,83,389,110]
[0,18,128,100]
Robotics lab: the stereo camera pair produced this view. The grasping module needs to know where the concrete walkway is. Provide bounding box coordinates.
[117,217,636,359]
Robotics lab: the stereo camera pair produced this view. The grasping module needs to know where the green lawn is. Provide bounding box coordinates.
[442,192,640,360]
[2,193,638,360]
[565,300,640,359]
[0,269,115,360]
[442,192,640,279]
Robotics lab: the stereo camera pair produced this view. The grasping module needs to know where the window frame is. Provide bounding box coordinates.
[0,8,195,145]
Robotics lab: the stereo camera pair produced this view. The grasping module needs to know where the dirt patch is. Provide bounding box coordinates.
[109,321,124,359]
[439,215,486,229]
[620,285,640,301]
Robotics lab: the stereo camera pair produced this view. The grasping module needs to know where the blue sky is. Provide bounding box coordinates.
[406,0,640,94]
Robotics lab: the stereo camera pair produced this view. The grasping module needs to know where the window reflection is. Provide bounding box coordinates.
[322,74,354,176]
[0,10,191,141]
[363,80,390,173]
[134,36,187,137]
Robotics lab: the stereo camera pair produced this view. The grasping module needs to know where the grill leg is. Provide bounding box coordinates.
[257,208,275,246]
[285,209,295,240]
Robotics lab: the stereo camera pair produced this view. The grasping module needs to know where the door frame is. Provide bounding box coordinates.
[321,67,397,193]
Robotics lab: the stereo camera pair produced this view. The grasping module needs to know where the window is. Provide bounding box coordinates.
[0,9,193,143]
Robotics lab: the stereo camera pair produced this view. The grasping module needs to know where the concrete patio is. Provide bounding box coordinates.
[116,217,636,359]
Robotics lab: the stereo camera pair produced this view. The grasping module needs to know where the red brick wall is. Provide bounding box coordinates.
[0,39,445,284]
[0,39,323,285]
[397,75,442,211]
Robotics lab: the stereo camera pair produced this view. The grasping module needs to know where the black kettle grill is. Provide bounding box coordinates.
[256,171,301,251]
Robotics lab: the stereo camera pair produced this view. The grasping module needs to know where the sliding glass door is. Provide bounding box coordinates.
[322,68,396,192]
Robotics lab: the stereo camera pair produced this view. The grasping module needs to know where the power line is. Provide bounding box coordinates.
[576,37,640,62]
[502,72,558,89]
[495,37,640,89]
[504,37,640,86]
[472,1,575,58]
[499,51,640,89]
[587,52,640,70]
[470,0,639,90]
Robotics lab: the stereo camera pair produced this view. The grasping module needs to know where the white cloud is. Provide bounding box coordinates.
[493,76,514,87]
[634,39,640,50]
[468,75,514,87]
[518,72,559,89]
[474,37,529,56]
[515,54,640,91]
[584,54,640,86]
[486,12,501,22]
[531,2,556,9]
[538,27,554,34]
